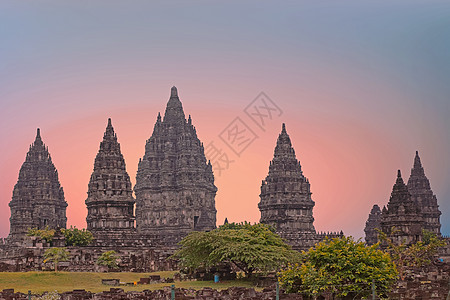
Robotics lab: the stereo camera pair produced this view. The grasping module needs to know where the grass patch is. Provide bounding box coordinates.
[0,272,257,294]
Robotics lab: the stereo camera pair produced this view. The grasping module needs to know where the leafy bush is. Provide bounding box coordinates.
[278,236,398,298]
[172,222,301,277]
[97,250,120,270]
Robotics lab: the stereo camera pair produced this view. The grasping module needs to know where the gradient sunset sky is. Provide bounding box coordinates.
[0,1,449,239]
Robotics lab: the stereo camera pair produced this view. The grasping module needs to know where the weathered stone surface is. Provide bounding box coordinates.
[364,204,381,245]
[407,151,441,235]
[381,170,424,245]
[365,152,443,245]
[135,86,217,246]
[85,119,136,244]
[259,124,342,251]
[0,245,177,272]
[7,129,67,245]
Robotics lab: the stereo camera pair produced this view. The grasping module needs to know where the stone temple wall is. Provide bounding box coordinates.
[0,244,177,272]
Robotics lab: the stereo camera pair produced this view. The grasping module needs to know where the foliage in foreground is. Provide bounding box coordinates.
[27,226,93,246]
[97,250,120,270]
[60,227,93,246]
[378,228,446,280]
[278,236,398,298]
[172,222,301,277]
[27,226,55,243]
[43,248,70,272]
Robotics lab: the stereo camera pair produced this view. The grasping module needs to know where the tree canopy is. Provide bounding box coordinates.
[60,227,93,246]
[172,222,300,277]
[278,236,398,298]
[378,228,445,280]
[43,247,70,272]
[97,250,120,270]
[27,226,55,243]
[27,226,93,246]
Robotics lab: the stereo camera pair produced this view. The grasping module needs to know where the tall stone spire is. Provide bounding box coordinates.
[8,129,67,244]
[364,204,381,245]
[407,151,441,235]
[85,119,136,244]
[381,170,424,245]
[135,86,217,246]
[258,123,318,251]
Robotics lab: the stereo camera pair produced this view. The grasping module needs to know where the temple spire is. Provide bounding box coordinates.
[171,86,178,98]
[163,86,185,124]
[86,120,135,243]
[104,118,115,139]
[396,169,404,185]
[407,150,441,235]
[8,129,67,243]
[33,128,43,146]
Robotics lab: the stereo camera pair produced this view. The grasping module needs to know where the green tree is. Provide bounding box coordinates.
[378,228,445,280]
[97,250,120,270]
[172,222,300,277]
[60,227,93,246]
[278,236,398,298]
[27,226,55,243]
[43,247,70,272]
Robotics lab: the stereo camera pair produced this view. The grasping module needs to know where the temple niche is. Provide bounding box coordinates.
[134,86,217,246]
[7,129,67,245]
[85,119,136,245]
[258,123,342,251]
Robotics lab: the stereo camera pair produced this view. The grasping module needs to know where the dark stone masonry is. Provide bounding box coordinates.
[0,87,449,299]
[7,129,67,246]
[85,118,136,245]
[258,123,342,251]
[364,151,443,245]
[135,86,217,246]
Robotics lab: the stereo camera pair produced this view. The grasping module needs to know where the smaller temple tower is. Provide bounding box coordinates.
[85,119,136,244]
[364,204,381,245]
[258,123,318,250]
[407,151,441,235]
[8,129,67,245]
[380,170,424,245]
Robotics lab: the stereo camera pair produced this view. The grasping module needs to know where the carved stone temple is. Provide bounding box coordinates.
[259,123,342,251]
[134,86,217,246]
[380,170,424,245]
[407,151,441,235]
[364,151,442,245]
[364,204,381,245]
[85,119,136,245]
[7,129,67,245]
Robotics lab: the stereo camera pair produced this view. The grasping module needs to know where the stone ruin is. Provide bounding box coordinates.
[258,123,343,251]
[7,129,67,246]
[134,86,217,246]
[85,118,136,246]
[1,86,447,281]
[364,151,443,246]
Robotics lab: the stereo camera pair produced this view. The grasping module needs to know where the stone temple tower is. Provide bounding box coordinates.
[8,129,67,244]
[258,123,318,250]
[364,204,382,245]
[85,119,136,244]
[135,86,217,246]
[407,151,441,235]
[380,170,424,245]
